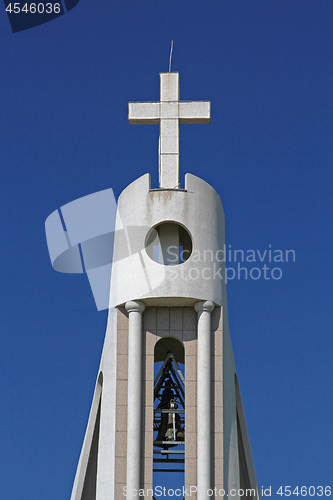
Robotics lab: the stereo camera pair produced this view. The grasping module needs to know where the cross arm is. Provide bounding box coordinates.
[179,101,211,124]
[128,102,160,124]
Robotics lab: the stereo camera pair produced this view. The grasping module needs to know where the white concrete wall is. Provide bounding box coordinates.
[110,173,225,308]
[70,170,261,500]
[95,307,118,500]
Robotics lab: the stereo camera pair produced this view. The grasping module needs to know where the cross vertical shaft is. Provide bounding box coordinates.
[159,73,180,189]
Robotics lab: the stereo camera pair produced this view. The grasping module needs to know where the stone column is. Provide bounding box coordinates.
[125,300,146,500]
[194,300,215,499]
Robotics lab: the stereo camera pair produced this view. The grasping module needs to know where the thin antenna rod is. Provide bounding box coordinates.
[169,40,174,72]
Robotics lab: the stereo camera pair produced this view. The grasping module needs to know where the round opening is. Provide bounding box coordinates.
[145,222,192,266]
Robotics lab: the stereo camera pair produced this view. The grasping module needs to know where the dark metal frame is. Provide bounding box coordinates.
[153,352,185,473]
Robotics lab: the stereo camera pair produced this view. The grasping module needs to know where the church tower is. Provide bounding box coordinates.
[68,72,260,500]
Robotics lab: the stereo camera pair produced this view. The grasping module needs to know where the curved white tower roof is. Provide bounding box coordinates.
[110,172,225,308]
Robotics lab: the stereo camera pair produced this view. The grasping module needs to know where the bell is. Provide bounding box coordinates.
[165,399,184,442]
[156,382,184,445]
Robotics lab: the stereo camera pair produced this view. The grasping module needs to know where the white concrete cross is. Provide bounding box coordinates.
[128,72,211,189]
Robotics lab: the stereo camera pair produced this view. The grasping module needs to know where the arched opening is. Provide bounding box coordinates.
[153,337,185,497]
[235,374,253,499]
[81,373,103,500]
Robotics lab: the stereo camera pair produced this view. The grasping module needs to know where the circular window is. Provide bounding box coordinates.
[145,222,192,266]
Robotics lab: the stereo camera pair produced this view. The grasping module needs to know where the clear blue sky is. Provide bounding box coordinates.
[1,1,333,498]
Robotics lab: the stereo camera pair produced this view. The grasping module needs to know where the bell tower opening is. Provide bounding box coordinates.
[145,222,192,265]
[153,337,185,496]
